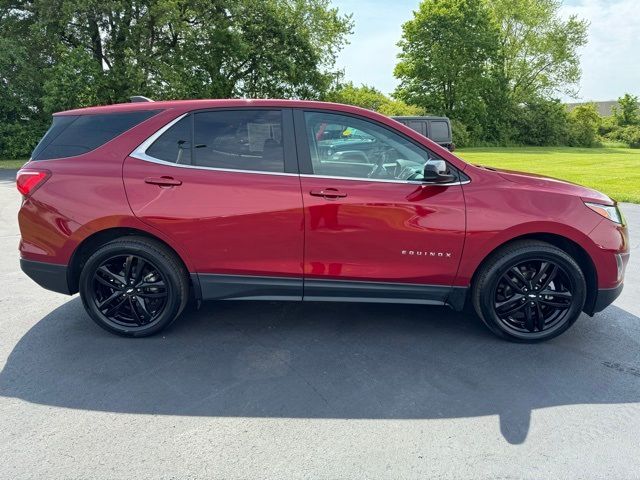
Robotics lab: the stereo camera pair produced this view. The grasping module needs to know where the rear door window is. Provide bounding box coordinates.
[32,110,160,160]
[193,110,284,173]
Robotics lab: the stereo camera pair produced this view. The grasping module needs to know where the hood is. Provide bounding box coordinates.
[477,165,614,205]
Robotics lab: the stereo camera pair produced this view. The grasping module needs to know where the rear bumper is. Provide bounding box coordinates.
[20,258,71,295]
[588,283,624,315]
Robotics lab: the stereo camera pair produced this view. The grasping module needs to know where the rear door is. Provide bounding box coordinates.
[123,108,304,300]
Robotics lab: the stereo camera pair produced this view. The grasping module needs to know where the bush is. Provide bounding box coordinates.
[450,119,471,148]
[0,120,48,159]
[566,103,601,147]
[598,114,617,137]
[607,125,640,148]
[513,99,569,146]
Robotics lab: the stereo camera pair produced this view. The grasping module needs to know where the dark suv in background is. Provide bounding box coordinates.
[392,116,454,151]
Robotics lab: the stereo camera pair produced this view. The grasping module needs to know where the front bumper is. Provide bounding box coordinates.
[20,258,71,295]
[587,283,624,315]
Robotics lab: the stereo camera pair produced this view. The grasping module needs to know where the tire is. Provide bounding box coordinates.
[472,240,586,342]
[79,236,189,337]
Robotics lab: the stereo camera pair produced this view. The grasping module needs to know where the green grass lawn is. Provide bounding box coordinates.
[457,146,640,203]
[0,159,27,169]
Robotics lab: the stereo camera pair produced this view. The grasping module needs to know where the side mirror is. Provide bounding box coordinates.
[423,162,456,184]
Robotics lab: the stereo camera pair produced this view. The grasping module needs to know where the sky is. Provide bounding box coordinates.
[334,0,640,102]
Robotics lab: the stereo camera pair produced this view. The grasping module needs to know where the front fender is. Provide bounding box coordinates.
[453,220,603,288]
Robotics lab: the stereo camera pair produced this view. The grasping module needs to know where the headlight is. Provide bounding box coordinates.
[584,202,625,225]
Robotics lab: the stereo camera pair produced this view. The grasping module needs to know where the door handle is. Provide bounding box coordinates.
[309,188,347,199]
[144,176,182,187]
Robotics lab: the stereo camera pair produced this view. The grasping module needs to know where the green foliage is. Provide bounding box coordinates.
[0,0,353,157]
[0,121,49,159]
[450,119,471,148]
[612,93,640,126]
[607,125,640,149]
[394,0,588,146]
[567,103,601,147]
[597,94,640,148]
[394,0,499,128]
[42,48,104,113]
[325,83,423,115]
[598,114,618,137]
[0,15,52,157]
[513,99,568,146]
[487,0,588,103]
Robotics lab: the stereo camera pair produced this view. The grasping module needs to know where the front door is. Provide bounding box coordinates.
[294,109,466,304]
[124,108,304,300]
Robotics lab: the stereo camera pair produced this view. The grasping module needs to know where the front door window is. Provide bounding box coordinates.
[304,111,448,182]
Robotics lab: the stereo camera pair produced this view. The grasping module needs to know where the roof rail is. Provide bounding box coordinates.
[130,96,154,103]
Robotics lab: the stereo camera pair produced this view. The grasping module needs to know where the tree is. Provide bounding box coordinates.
[0,0,353,157]
[394,0,500,136]
[613,93,640,126]
[325,82,423,116]
[0,7,54,157]
[488,0,588,103]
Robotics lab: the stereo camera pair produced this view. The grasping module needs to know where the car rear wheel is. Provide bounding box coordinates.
[472,240,586,342]
[79,236,189,337]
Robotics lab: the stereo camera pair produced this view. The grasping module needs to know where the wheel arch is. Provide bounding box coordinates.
[468,232,598,315]
[67,227,193,295]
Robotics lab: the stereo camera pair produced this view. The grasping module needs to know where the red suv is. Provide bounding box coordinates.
[16,99,629,341]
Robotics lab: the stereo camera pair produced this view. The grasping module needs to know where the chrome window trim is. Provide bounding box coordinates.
[129,112,189,164]
[129,153,299,177]
[130,113,470,186]
[299,173,469,186]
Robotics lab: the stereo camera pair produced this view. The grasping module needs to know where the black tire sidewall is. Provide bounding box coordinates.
[79,240,186,337]
[477,247,586,342]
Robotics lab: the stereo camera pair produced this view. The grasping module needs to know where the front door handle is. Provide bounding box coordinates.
[144,176,182,187]
[309,188,347,199]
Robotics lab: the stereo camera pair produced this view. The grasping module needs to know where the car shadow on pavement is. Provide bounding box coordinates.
[1,297,639,445]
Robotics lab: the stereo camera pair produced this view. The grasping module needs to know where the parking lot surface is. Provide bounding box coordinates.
[1,169,639,479]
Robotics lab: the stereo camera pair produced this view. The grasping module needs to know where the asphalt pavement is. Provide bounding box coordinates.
[1,168,639,479]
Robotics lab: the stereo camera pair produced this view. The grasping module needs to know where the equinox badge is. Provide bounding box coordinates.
[402,250,452,258]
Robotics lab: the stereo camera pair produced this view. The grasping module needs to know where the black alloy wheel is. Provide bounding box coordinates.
[493,259,574,335]
[79,236,189,337]
[92,254,168,328]
[472,240,586,342]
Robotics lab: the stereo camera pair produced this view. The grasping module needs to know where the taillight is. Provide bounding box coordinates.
[16,169,51,197]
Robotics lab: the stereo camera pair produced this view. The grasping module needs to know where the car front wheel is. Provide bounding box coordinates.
[79,236,189,337]
[472,240,587,342]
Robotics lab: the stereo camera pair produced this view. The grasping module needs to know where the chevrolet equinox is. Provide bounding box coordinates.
[16,99,630,341]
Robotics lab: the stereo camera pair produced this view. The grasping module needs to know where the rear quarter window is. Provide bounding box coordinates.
[32,110,161,160]
[429,121,451,143]
[406,120,426,136]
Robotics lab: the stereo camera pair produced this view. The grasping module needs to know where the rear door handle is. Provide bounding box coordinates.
[144,176,182,187]
[309,188,347,199]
